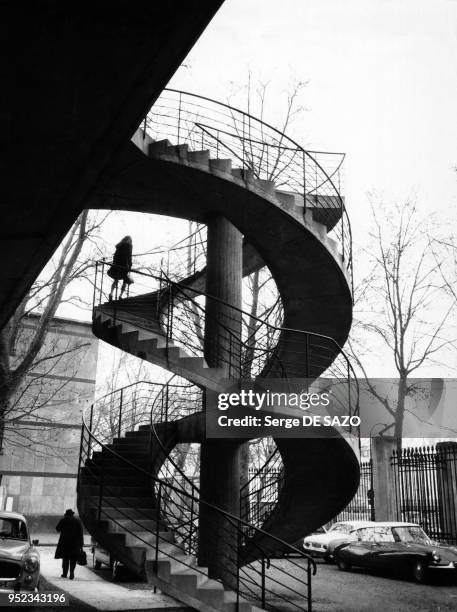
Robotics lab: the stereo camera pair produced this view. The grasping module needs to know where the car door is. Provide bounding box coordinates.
[366,527,400,571]
[341,528,375,568]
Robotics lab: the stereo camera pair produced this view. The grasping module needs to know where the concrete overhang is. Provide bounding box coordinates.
[1,1,224,330]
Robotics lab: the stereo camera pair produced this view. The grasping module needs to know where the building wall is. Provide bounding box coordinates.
[1,314,98,532]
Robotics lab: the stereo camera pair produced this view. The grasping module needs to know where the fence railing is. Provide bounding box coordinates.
[329,459,373,524]
[392,444,457,545]
[140,88,352,290]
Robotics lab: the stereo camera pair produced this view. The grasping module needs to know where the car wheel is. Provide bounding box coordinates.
[323,554,332,564]
[337,558,351,571]
[412,560,427,583]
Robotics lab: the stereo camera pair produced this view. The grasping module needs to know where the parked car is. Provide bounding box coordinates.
[0,511,40,592]
[334,522,457,583]
[303,520,374,562]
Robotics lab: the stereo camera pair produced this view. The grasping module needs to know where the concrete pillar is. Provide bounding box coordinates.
[198,216,243,586]
[372,437,398,521]
[436,442,457,542]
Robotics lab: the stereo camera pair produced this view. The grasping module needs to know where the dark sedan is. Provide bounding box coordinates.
[334,522,457,583]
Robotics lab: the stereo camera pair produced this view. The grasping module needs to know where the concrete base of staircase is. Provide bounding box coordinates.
[39,547,191,611]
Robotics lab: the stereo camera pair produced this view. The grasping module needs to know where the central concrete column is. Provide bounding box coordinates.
[198,216,242,586]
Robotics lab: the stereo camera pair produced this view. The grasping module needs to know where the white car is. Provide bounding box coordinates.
[0,511,40,592]
[303,520,375,562]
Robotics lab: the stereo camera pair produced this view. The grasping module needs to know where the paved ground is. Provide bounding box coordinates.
[36,547,188,612]
[294,558,457,612]
[32,547,457,612]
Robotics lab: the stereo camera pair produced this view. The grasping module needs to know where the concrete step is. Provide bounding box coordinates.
[115,518,163,531]
[187,150,209,165]
[124,431,151,439]
[124,529,174,547]
[155,554,199,580]
[275,190,296,207]
[80,473,150,486]
[101,506,156,520]
[148,139,172,156]
[89,453,151,466]
[165,144,189,161]
[232,168,255,181]
[178,356,207,370]
[112,437,151,446]
[81,485,150,497]
[209,158,232,173]
[254,178,275,194]
[87,496,154,508]
[133,330,168,349]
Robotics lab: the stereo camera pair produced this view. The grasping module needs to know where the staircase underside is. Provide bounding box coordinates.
[1,2,224,330]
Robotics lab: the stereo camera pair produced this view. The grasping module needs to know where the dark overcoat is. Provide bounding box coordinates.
[54,516,84,560]
[107,241,133,281]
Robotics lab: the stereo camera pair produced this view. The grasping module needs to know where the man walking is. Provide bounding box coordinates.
[55,509,84,580]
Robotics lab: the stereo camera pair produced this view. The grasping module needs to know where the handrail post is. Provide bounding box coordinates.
[341,199,345,262]
[99,260,105,307]
[92,261,99,313]
[307,559,312,612]
[261,555,266,608]
[88,404,94,458]
[155,483,162,577]
[178,92,182,143]
[303,150,307,215]
[189,484,195,554]
[77,423,85,493]
[118,388,124,439]
[98,468,104,521]
[236,526,240,612]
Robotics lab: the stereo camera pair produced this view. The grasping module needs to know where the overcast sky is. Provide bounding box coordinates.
[169,0,457,239]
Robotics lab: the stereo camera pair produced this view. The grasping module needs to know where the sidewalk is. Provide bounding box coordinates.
[38,547,189,612]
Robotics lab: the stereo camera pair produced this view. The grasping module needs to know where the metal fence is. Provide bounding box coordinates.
[330,460,373,524]
[391,444,457,544]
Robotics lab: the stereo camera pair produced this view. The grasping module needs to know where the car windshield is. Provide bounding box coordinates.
[329,523,351,534]
[0,518,28,541]
[392,526,431,545]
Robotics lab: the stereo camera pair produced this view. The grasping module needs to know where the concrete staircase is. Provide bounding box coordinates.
[78,122,359,612]
[93,308,228,392]
[79,431,262,612]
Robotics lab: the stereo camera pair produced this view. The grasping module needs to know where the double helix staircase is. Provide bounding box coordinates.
[78,89,360,612]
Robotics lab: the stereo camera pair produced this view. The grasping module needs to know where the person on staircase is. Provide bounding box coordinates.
[55,509,84,580]
[107,235,134,301]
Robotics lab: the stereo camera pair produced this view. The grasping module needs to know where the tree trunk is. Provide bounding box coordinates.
[394,377,407,452]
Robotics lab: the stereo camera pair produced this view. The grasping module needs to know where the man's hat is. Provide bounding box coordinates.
[64,509,74,516]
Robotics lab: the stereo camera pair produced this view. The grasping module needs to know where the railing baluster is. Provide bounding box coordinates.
[118,388,123,439]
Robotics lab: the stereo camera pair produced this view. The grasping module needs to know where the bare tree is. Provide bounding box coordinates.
[0,210,110,456]
[348,198,456,447]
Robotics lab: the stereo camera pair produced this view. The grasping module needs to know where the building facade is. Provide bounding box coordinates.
[0,314,98,533]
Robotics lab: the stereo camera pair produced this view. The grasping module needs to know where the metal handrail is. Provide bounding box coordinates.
[143,88,352,288]
[94,259,359,413]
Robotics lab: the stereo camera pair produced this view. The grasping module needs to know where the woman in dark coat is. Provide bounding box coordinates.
[55,509,84,579]
[107,235,133,300]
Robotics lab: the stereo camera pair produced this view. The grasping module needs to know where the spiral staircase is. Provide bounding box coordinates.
[77,89,360,612]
